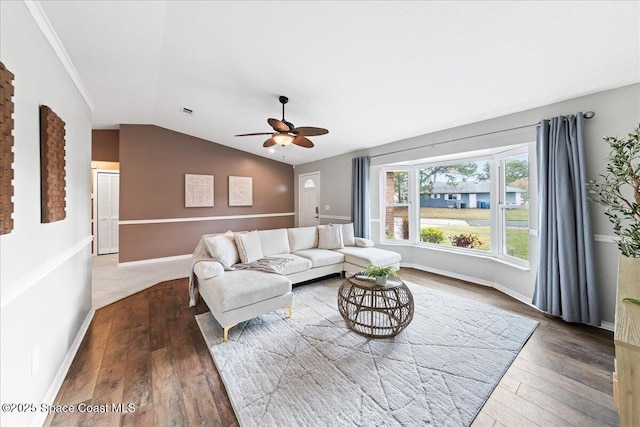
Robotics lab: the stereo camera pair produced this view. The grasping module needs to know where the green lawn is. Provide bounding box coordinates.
[418,225,530,260]
[393,207,529,221]
[388,206,530,261]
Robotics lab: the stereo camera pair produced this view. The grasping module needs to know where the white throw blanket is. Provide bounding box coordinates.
[188,234,290,307]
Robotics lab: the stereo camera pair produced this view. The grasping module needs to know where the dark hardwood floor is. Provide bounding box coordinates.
[45,268,618,426]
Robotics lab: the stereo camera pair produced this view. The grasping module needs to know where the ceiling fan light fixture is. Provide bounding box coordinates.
[273,133,294,146]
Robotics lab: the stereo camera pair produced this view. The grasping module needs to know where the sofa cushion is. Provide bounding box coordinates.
[203,231,239,268]
[269,253,313,275]
[318,224,344,249]
[355,237,374,247]
[257,229,291,256]
[201,270,292,312]
[287,227,318,252]
[341,223,356,246]
[335,247,401,268]
[194,260,225,280]
[293,249,345,268]
[235,231,264,263]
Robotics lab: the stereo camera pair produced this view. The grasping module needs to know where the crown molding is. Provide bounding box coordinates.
[23,0,95,110]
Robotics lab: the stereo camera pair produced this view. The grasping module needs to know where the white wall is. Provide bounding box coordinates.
[295,83,640,327]
[0,2,93,426]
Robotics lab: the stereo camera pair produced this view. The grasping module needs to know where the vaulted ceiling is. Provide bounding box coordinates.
[41,1,639,165]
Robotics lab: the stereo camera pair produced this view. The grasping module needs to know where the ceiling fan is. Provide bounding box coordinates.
[235,96,328,148]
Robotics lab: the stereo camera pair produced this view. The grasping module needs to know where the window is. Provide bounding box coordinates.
[418,160,490,252]
[499,153,529,263]
[381,144,532,267]
[303,179,315,188]
[383,170,410,240]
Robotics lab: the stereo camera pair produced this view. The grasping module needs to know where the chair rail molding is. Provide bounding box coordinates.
[1,236,92,308]
[119,211,295,225]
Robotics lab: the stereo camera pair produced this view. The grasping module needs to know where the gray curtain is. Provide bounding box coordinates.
[533,113,599,326]
[351,156,370,238]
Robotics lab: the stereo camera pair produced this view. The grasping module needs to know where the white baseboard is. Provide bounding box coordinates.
[32,308,95,427]
[600,321,614,332]
[400,262,614,332]
[118,253,191,267]
[400,262,495,288]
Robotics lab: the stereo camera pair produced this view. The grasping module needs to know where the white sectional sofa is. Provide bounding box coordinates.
[189,224,401,341]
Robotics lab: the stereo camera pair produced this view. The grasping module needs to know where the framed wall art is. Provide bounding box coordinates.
[40,105,66,223]
[228,176,252,206]
[0,62,15,234]
[185,173,214,207]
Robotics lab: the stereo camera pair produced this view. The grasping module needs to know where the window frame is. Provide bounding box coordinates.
[380,168,413,243]
[496,146,530,267]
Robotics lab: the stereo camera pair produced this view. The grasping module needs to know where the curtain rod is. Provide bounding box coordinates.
[369,111,595,159]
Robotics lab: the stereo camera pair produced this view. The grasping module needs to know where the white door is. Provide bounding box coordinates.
[299,172,320,227]
[96,172,119,255]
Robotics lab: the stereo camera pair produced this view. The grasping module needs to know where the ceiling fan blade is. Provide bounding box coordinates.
[268,118,290,132]
[293,126,329,136]
[235,132,274,137]
[263,137,277,147]
[292,135,314,148]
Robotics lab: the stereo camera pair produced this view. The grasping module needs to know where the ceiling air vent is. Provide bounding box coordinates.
[180,106,193,116]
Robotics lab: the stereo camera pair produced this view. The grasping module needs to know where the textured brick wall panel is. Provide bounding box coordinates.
[0,62,15,234]
[40,105,66,223]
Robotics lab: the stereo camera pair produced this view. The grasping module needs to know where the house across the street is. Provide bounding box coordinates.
[420,182,526,208]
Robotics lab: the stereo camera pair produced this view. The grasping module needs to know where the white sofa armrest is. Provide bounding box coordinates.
[354,237,374,247]
[194,260,225,280]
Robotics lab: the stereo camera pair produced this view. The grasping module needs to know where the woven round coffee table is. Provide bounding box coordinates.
[337,274,414,338]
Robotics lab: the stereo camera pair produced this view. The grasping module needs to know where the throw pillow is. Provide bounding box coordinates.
[235,230,264,263]
[318,224,344,249]
[203,230,240,268]
[341,223,356,246]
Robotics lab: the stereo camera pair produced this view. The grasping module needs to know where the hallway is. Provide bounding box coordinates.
[92,254,191,308]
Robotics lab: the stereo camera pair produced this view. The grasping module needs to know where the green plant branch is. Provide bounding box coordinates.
[622,297,640,305]
[587,125,640,257]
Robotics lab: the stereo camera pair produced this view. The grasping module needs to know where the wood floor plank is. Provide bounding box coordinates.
[497,373,521,393]
[505,364,617,425]
[122,329,152,408]
[471,411,497,427]
[490,385,568,426]
[121,404,153,427]
[151,347,188,425]
[65,322,111,380]
[517,345,613,394]
[169,308,223,426]
[481,399,541,427]
[515,383,610,427]
[511,356,614,406]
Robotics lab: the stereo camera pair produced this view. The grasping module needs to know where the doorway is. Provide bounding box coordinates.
[94,170,119,255]
[298,172,321,227]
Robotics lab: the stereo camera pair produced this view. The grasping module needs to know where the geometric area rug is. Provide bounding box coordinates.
[196,279,538,427]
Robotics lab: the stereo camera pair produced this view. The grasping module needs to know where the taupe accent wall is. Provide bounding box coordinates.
[91,129,119,161]
[119,124,294,262]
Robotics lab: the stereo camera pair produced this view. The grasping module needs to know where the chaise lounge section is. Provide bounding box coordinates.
[189,224,401,341]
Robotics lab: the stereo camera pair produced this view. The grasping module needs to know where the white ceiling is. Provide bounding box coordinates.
[41,1,639,165]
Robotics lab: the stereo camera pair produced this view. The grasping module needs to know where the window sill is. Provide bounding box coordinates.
[380,240,530,271]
